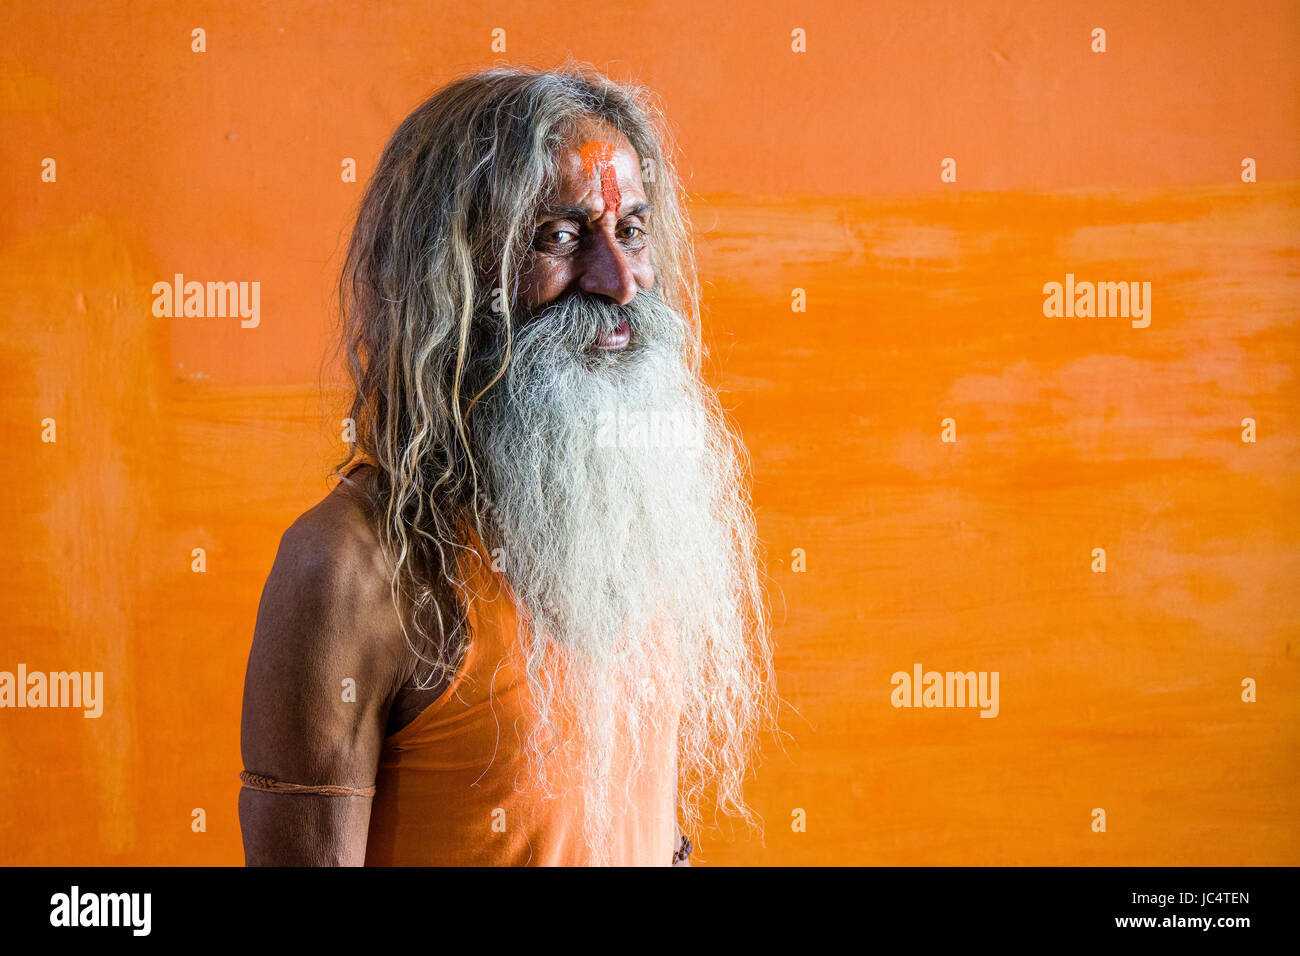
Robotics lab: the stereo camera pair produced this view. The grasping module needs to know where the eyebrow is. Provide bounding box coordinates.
[538,200,654,223]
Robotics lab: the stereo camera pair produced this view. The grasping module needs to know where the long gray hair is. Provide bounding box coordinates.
[336,66,699,674]
[333,65,771,850]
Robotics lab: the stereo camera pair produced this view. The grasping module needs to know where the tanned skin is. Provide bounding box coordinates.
[239,477,428,866]
[523,119,655,309]
[239,119,688,865]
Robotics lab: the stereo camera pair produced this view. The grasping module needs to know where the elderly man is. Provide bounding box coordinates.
[238,66,775,866]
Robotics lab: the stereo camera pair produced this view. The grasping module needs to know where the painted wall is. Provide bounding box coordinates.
[1,0,1296,864]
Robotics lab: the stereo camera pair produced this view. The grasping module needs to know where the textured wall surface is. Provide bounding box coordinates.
[2,0,1297,865]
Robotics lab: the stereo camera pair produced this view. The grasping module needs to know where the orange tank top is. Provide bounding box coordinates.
[364,530,681,866]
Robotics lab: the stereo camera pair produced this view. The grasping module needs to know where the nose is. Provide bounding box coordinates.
[577,230,639,306]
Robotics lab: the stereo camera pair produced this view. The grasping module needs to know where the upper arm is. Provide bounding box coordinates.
[238,506,407,866]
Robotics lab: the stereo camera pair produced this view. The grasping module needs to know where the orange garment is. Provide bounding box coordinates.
[364,530,681,866]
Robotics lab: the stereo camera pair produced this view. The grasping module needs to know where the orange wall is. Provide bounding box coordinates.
[1,1,1297,864]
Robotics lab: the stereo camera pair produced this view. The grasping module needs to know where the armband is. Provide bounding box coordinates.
[239,770,376,797]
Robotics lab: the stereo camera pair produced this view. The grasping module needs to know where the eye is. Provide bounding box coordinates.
[618,224,645,241]
[535,224,580,250]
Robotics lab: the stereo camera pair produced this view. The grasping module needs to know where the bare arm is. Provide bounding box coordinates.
[239,507,407,866]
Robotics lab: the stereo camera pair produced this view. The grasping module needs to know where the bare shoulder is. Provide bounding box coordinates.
[261,477,402,659]
[241,471,409,784]
[281,473,388,591]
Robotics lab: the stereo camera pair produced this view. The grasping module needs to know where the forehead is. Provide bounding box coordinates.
[550,120,645,201]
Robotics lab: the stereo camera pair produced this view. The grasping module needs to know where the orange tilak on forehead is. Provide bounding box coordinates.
[578,141,623,219]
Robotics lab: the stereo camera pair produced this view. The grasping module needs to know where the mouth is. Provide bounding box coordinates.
[592,318,630,351]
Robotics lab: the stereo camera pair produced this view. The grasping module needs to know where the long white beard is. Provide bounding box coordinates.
[470,290,770,863]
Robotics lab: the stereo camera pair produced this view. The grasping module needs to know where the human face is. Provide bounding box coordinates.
[520,120,656,350]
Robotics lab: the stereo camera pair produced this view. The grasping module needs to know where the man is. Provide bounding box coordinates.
[239,66,776,866]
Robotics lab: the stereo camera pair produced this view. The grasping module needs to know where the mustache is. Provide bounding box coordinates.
[466,287,687,403]
[514,287,681,354]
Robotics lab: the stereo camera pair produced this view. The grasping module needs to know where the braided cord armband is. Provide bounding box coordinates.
[239,770,376,797]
